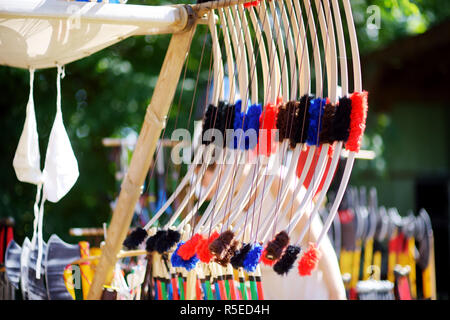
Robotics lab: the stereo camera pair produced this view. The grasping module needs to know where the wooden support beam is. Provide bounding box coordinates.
[87,22,197,300]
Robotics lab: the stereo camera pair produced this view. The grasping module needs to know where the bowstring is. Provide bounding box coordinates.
[187,28,215,238]
[220,4,261,235]
[251,0,301,244]
[285,0,323,239]
[256,0,312,243]
[240,3,271,245]
[253,0,298,244]
[308,0,334,245]
[206,0,236,238]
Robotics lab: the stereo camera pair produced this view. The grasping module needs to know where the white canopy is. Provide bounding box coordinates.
[0,0,188,69]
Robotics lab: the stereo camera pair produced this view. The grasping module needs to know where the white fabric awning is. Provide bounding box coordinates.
[0,0,188,69]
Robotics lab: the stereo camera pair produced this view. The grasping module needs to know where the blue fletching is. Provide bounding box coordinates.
[306,98,326,146]
[171,242,199,271]
[233,100,244,149]
[245,103,262,149]
[242,243,263,272]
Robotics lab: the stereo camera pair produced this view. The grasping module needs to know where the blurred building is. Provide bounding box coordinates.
[354,19,450,299]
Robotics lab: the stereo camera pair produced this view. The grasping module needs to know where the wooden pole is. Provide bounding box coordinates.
[87,22,197,300]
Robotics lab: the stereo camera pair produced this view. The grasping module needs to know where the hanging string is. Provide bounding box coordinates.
[251,1,286,244]
[274,0,313,240]
[31,184,42,250]
[284,3,315,239]
[35,65,65,278]
[219,5,247,234]
[247,2,274,244]
[187,27,216,237]
[249,0,302,248]
[235,2,272,246]
[181,26,219,235]
[138,16,207,231]
[223,4,259,233]
[137,49,189,229]
[251,0,314,245]
[244,1,279,245]
[253,0,304,244]
[218,4,257,235]
[200,7,230,241]
[223,2,270,236]
[215,4,242,229]
[259,0,313,244]
[306,0,332,246]
[155,30,202,228]
[28,67,42,251]
[285,0,324,238]
[239,1,281,245]
[206,2,239,239]
[56,65,65,113]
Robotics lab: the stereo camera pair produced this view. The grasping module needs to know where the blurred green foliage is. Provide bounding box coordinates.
[351,0,450,53]
[0,0,448,244]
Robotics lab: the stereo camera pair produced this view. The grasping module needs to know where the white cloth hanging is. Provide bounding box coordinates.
[14,65,80,279]
[13,69,41,185]
[12,68,45,279]
[33,65,79,278]
[42,65,79,203]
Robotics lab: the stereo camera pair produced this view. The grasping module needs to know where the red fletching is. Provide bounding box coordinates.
[260,248,277,266]
[346,91,368,153]
[257,98,281,156]
[298,243,321,276]
[209,231,220,242]
[244,1,260,8]
[178,233,203,260]
[327,142,335,157]
[196,231,219,263]
[338,209,354,224]
[196,238,212,263]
